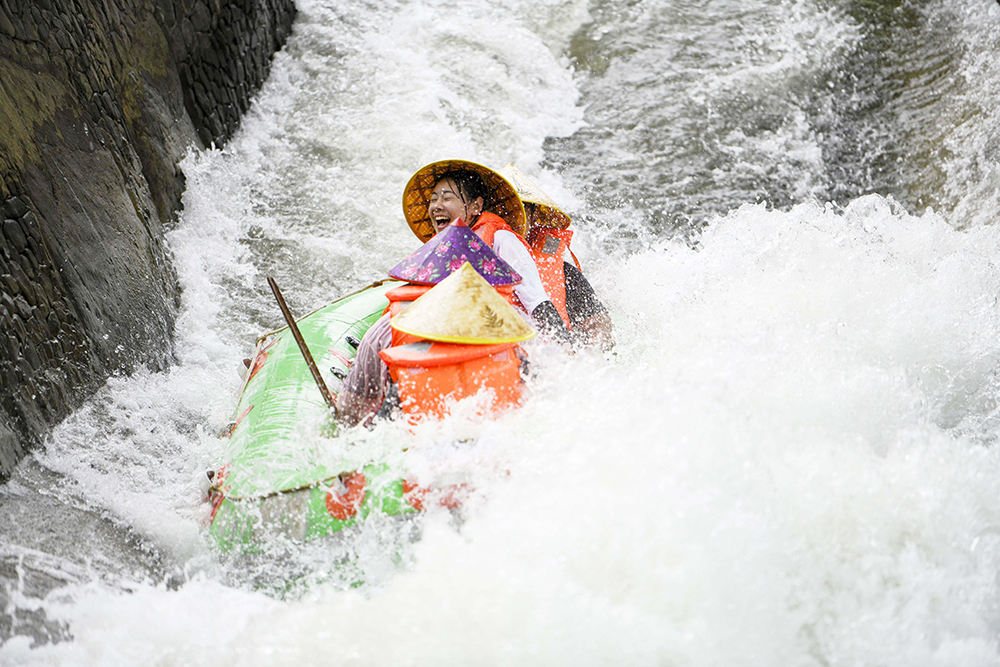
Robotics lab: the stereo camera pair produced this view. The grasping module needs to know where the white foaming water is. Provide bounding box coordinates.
[7,0,1000,664]
[16,195,1000,666]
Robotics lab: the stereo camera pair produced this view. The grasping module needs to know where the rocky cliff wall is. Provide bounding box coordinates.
[0,0,296,478]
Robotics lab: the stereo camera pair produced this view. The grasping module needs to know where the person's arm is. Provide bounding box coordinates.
[336,314,393,426]
[492,230,549,313]
[337,392,383,427]
[564,262,614,351]
[531,300,573,343]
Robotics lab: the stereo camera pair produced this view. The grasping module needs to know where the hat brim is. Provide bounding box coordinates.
[403,160,527,243]
[499,164,572,231]
[527,203,572,231]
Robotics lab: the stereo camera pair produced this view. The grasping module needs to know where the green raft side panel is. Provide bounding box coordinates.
[221,281,397,495]
[209,464,413,553]
[209,281,423,551]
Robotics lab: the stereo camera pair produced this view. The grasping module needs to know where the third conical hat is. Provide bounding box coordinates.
[390,263,536,345]
[499,164,572,231]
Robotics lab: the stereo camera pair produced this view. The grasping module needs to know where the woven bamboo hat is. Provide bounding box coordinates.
[402,160,527,243]
[390,262,536,345]
[389,219,522,286]
[499,164,572,231]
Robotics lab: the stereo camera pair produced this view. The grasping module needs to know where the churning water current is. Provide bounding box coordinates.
[5,0,1000,664]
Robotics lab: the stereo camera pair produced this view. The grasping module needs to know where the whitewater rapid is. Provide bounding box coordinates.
[6,0,1000,664]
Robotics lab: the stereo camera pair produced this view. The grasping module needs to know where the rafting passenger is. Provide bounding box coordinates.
[339,160,608,426]
[499,164,614,351]
[336,312,394,426]
[402,160,575,342]
[337,218,528,427]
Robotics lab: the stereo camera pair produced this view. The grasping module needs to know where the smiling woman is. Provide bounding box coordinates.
[403,160,564,335]
[402,160,528,243]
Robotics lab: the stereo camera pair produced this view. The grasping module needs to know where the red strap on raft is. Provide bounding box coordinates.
[325,472,366,520]
[402,478,469,511]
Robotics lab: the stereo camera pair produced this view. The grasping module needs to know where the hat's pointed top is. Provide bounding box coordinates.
[389,220,522,286]
[391,263,536,345]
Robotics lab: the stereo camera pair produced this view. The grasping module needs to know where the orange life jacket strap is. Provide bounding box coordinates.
[471,212,523,248]
[386,284,431,347]
[386,284,432,302]
[569,248,581,271]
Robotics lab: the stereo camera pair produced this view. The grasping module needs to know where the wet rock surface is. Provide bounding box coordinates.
[0,0,296,479]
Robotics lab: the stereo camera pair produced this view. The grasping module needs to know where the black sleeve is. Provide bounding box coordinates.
[563,262,608,329]
[532,300,573,343]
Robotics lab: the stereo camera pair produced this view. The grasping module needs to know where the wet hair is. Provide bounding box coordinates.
[437,169,487,207]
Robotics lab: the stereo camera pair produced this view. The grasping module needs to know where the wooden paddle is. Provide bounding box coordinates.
[267,276,338,413]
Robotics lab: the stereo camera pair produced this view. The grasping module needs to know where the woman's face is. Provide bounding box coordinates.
[428,177,483,233]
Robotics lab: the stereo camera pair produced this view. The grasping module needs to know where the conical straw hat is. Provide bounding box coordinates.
[391,263,536,345]
[499,164,572,231]
[388,219,522,287]
[402,160,527,243]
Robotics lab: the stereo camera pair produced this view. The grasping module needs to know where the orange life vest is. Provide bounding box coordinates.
[379,339,525,421]
[475,212,581,329]
[381,279,526,420]
[384,284,430,347]
[472,211,523,246]
[526,227,576,329]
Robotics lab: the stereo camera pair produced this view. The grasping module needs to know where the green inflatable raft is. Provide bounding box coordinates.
[206,280,426,553]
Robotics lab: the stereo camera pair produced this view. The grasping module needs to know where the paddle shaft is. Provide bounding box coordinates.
[267,276,338,412]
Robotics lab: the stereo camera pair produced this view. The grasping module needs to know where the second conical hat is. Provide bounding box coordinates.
[499,164,572,231]
[388,219,522,286]
[390,263,537,345]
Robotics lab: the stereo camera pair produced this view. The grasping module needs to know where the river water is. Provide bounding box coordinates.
[5,0,1000,663]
